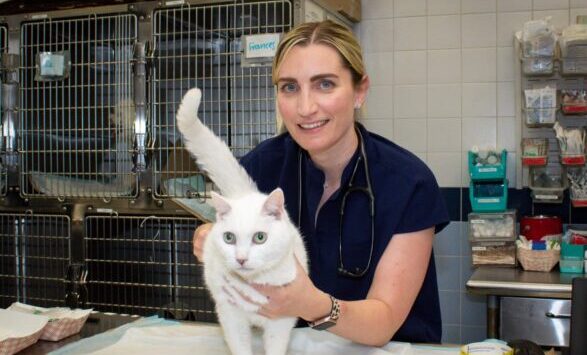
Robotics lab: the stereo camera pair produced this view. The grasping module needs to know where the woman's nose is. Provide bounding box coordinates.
[297,91,317,117]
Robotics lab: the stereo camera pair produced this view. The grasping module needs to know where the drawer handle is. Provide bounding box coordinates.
[545,312,571,319]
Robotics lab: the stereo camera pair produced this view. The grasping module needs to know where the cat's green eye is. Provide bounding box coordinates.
[223,232,236,244]
[252,232,267,244]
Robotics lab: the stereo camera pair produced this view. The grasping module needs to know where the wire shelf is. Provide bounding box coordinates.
[19,14,139,199]
[151,0,291,199]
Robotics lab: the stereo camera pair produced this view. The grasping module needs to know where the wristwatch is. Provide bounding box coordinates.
[308,295,340,330]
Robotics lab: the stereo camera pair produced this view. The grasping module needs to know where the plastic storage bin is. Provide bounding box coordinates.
[521,56,554,76]
[560,242,585,273]
[468,211,516,241]
[524,107,558,127]
[468,150,507,181]
[567,167,587,207]
[470,180,508,213]
[561,57,587,75]
[471,240,516,267]
[561,89,587,115]
[522,138,548,166]
[528,167,567,204]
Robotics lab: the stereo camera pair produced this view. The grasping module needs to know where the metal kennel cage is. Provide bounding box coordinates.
[19,13,140,199]
[0,25,8,197]
[0,213,70,309]
[151,0,291,199]
[84,215,212,320]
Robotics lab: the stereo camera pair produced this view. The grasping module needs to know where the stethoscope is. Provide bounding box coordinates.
[297,126,375,278]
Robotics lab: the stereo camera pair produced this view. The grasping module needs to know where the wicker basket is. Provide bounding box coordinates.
[517,248,560,272]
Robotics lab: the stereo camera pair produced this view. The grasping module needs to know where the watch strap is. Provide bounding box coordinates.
[308,295,340,330]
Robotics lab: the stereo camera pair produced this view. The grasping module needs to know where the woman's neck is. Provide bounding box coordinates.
[310,129,359,188]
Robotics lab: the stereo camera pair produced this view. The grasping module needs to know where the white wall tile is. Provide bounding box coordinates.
[461,0,496,14]
[506,152,517,184]
[428,15,461,49]
[428,84,462,117]
[462,83,497,117]
[395,85,427,118]
[394,118,427,152]
[571,0,586,8]
[364,85,393,119]
[364,52,394,86]
[497,82,515,117]
[533,10,570,31]
[497,0,532,12]
[362,0,394,20]
[533,0,570,11]
[428,152,463,187]
[461,151,471,184]
[462,117,497,151]
[428,118,462,151]
[462,14,497,48]
[360,19,394,53]
[413,151,428,163]
[394,51,427,84]
[394,17,427,50]
[571,9,587,24]
[428,0,460,15]
[497,12,532,46]
[463,48,497,82]
[497,47,515,81]
[394,0,426,17]
[497,116,517,151]
[362,118,394,140]
[428,49,462,83]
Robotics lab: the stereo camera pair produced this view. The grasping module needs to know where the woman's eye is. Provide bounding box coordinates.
[223,232,236,244]
[252,232,267,244]
[319,80,334,90]
[280,83,297,93]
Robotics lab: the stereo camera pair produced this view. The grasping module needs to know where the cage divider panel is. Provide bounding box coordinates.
[152,1,291,199]
[19,14,138,198]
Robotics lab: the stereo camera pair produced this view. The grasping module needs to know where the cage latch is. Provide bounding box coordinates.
[132,41,147,172]
[64,263,88,309]
[1,54,18,168]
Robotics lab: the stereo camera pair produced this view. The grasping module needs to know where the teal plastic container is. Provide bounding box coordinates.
[468,150,507,181]
[469,180,508,212]
[560,242,585,273]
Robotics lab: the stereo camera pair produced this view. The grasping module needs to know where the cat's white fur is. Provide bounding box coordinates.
[176,88,309,355]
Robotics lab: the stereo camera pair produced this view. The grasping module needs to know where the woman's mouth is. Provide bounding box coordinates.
[299,120,328,130]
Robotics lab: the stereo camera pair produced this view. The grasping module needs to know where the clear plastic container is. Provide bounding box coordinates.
[560,258,584,273]
[524,107,557,127]
[469,180,508,213]
[561,57,587,75]
[471,240,516,267]
[528,167,567,204]
[521,56,555,75]
[468,211,516,242]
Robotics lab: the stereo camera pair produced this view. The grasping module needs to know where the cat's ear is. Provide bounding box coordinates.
[262,188,285,220]
[210,191,231,220]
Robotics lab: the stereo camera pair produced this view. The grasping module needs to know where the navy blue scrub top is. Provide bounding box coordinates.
[240,123,449,343]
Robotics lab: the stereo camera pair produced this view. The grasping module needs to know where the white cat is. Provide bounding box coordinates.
[175,88,309,355]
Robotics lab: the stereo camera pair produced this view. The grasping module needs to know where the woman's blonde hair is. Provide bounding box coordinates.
[272,20,365,87]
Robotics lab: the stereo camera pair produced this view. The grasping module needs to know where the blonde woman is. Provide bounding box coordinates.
[194,20,448,346]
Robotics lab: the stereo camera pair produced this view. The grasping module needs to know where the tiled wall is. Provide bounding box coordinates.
[356,0,587,345]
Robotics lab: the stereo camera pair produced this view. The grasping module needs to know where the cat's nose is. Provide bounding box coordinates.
[236,258,247,266]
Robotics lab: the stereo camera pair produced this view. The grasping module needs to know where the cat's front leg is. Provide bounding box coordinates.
[263,317,297,355]
[217,302,254,355]
[224,274,269,307]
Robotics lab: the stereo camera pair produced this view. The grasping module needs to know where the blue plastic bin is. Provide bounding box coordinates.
[469,180,508,212]
[468,150,507,181]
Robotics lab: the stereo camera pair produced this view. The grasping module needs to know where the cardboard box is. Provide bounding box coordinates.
[314,0,361,23]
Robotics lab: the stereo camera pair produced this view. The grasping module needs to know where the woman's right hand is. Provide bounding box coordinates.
[193,223,213,262]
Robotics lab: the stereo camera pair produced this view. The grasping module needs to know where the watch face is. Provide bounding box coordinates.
[312,320,336,331]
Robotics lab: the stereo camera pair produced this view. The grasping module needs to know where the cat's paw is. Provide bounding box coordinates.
[224,275,269,305]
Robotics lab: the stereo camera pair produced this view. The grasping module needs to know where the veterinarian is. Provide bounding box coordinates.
[193,19,449,346]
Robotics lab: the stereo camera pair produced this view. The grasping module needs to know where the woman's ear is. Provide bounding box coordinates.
[354,75,370,109]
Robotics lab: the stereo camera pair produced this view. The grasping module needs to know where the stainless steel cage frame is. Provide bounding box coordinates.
[19,13,139,199]
[0,0,352,320]
[0,25,8,197]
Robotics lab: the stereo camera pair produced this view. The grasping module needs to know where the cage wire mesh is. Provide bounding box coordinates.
[0,25,8,197]
[85,215,213,320]
[0,213,70,309]
[152,0,291,199]
[19,14,139,199]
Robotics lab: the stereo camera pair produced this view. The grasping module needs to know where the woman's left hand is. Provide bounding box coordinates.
[252,259,322,320]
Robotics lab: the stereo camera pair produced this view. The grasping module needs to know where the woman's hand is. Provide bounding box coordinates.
[252,260,330,321]
[193,223,213,262]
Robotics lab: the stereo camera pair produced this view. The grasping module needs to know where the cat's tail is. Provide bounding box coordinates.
[176,88,258,198]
